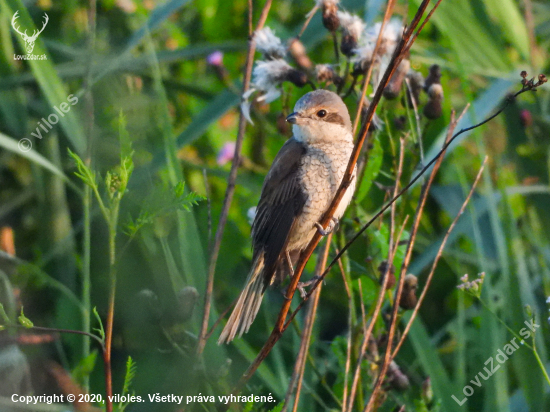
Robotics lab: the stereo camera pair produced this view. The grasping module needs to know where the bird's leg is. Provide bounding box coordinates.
[281,250,310,299]
[281,251,298,300]
[298,275,323,288]
[314,217,339,236]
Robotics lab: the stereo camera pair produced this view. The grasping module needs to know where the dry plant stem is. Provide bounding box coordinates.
[405,78,423,161]
[334,246,353,411]
[332,31,340,64]
[352,0,397,135]
[345,216,409,412]
[282,236,331,412]
[391,157,488,359]
[205,296,238,340]
[295,5,318,41]
[232,0,438,394]
[196,0,273,356]
[363,109,463,412]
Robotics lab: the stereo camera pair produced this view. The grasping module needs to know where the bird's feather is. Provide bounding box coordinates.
[251,137,307,288]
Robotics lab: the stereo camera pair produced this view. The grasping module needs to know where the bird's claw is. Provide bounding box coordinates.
[315,217,339,236]
[282,276,324,300]
[297,275,323,298]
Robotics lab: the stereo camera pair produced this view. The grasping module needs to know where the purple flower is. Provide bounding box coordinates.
[217,141,236,165]
[207,51,223,67]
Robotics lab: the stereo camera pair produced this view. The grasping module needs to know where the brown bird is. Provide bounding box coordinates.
[218,89,356,344]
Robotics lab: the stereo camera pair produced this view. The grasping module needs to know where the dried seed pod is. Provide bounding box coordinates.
[315,64,337,84]
[423,83,444,120]
[337,11,365,58]
[399,274,418,310]
[383,58,410,100]
[378,260,396,289]
[424,64,441,92]
[285,69,309,88]
[288,39,312,70]
[340,34,357,58]
[319,0,340,32]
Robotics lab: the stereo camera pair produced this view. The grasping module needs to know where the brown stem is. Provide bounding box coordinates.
[294,5,319,42]
[196,0,273,356]
[104,240,116,412]
[283,236,331,412]
[352,0,398,135]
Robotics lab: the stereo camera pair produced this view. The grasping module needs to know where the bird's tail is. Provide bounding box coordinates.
[218,254,266,344]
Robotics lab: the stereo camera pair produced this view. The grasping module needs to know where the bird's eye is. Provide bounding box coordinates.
[317,109,327,118]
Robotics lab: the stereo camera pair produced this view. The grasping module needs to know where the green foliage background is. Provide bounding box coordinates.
[0,0,549,411]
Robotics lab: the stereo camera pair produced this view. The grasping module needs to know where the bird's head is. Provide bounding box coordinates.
[286,89,352,144]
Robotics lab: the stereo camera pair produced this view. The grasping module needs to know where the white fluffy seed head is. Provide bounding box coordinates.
[253,27,286,60]
[315,0,339,6]
[363,18,403,52]
[315,64,336,83]
[337,11,365,41]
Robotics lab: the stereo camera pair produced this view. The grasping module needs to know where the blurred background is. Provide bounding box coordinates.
[0,0,549,411]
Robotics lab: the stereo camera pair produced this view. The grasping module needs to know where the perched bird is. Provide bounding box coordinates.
[219,89,356,344]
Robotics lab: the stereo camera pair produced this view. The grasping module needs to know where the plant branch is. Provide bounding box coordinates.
[197,0,273,356]
[283,236,331,412]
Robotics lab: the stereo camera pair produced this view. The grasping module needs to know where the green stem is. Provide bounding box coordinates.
[479,297,550,388]
[82,184,92,391]
[532,337,550,387]
[103,200,119,412]
[478,298,533,350]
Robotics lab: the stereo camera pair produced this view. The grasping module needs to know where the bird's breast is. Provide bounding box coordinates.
[288,140,355,249]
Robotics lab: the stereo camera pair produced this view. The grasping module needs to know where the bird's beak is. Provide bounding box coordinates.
[286,112,303,124]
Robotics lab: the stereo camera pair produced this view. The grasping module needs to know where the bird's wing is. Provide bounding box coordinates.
[251,137,307,284]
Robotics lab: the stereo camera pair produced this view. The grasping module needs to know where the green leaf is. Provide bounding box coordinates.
[93,0,192,84]
[72,350,98,386]
[174,88,240,149]
[483,0,530,61]
[92,307,105,342]
[67,149,95,187]
[0,303,11,325]
[406,316,462,412]
[120,356,137,410]
[411,0,510,74]
[2,0,86,153]
[0,132,80,193]
[267,403,284,412]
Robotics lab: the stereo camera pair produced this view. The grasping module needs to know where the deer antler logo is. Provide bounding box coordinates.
[11,11,49,54]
